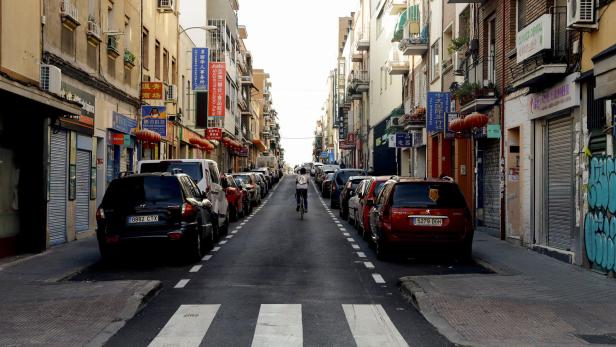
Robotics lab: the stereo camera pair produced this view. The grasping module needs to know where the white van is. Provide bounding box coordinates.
[137,159,229,234]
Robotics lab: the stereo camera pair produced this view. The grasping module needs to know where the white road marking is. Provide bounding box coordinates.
[343,232,350,236]
[226,235,234,239]
[232,230,238,234]
[189,265,202,273]
[174,279,190,289]
[347,238,355,242]
[148,304,220,347]
[352,244,360,250]
[372,274,386,284]
[219,240,227,245]
[251,304,302,347]
[342,304,408,347]
[202,255,212,261]
[364,262,375,269]
[212,247,221,252]
[357,252,366,258]
[340,228,347,231]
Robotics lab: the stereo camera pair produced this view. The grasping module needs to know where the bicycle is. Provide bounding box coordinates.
[297,193,305,220]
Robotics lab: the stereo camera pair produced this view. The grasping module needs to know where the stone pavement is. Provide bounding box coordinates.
[400,231,616,347]
[0,237,161,347]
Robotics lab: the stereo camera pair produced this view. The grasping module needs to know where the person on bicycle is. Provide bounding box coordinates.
[296,167,309,212]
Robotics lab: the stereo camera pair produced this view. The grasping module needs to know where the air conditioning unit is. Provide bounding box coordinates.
[387,115,403,128]
[166,84,178,101]
[40,64,62,95]
[157,0,174,12]
[567,0,596,28]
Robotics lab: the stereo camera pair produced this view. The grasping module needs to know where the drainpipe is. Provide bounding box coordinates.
[499,0,507,241]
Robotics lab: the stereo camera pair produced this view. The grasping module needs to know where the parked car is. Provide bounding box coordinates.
[339,176,370,220]
[137,159,229,235]
[252,168,273,187]
[233,173,261,206]
[348,178,371,227]
[321,173,335,198]
[234,177,252,215]
[315,164,340,189]
[221,174,245,221]
[312,162,324,176]
[368,177,474,260]
[254,173,268,198]
[330,169,367,208]
[96,173,215,262]
[356,176,390,240]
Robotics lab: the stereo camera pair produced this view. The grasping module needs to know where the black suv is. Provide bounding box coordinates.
[96,173,214,262]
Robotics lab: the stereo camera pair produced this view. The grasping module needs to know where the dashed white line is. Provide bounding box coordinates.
[219,240,227,245]
[347,238,355,242]
[372,273,386,284]
[343,232,350,236]
[357,252,366,258]
[212,247,221,252]
[364,262,375,269]
[174,279,190,288]
[352,244,360,250]
[226,235,233,239]
[189,265,202,273]
[202,255,212,261]
[340,228,347,231]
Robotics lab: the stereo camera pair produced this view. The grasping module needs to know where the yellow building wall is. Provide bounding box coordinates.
[1,0,41,83]
[582,4,616,72]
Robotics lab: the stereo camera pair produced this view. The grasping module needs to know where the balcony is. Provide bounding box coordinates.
[60,0,80,29]
[455,83,499,114]
[356,33,370,51]
[241,75,254,86]
[511,8,569,90]
[401,106,426,131]
[124,49,136,69]
[387,0,408,15]
[86,20,102,44]
[350,70,369,93]
[107,36,120,59]
[352,51,363,62]
[400,24,428,56]
[386,49,409,75]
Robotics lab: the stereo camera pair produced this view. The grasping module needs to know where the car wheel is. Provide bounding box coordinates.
[187,230,203,262]
[375,237,389,261]
[221,212,230,235]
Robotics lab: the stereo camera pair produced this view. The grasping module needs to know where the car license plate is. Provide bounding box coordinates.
[128,215,159,224]
[414,217,443,226]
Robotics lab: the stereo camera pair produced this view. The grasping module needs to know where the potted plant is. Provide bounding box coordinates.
[448,36,469,55]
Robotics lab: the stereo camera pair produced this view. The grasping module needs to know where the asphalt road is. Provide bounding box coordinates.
[74,175,489,346]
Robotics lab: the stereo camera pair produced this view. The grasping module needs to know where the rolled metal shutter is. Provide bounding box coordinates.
[546,116,573,250]
[76,150,91,232]
[482,141,501,229]
[48,130,67,245]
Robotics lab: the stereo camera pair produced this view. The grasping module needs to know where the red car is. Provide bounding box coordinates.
[221,174,245,221]
[368,177,473,260]
[356,176,390,241]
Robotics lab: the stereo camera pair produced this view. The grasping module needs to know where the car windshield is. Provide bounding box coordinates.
[336,170,366,185]
[392,183,468,208]
[140,162,203,182]
[233,175,251,184]
[321,165,340,172]
[374,182,386,197]
[102,176,183,207]
[326,173,334,180]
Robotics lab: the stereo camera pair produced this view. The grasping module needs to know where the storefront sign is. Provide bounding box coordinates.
[427,92,451,132]
[395,133,412,147]
[321,151,328,158]
[529,73,580,119]
[141,106,167,136]
[192,48,209,91]
[206,127,223,140]
[60,82,95,134]
[517,14,551,63]
[487,124,501,139]
[411,130,424,147]
[208,62,226,117]
[444,112,458,139]
[111,111,137,134]
[141,82,164,100]
[111,133,131,146]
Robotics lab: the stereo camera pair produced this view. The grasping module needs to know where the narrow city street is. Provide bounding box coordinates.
[72,176,488,346]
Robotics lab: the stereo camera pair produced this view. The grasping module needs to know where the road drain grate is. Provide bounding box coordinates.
[576,334,616,345]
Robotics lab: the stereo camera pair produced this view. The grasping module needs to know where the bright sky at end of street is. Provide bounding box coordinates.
[180,0,356,166]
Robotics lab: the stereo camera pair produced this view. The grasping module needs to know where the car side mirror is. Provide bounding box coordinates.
[202,199,213,209]
[366,198,375,206]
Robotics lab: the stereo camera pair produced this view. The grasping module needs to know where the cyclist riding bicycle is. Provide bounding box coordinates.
[296,167,309,213]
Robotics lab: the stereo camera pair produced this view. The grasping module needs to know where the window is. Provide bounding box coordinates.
[517,0,527,30]
[155,41,161,79]
[124,67,131,85]
[431,40,440,81]
[87,43,98,70]
[172,58,177,85]
[487,17,496,84]
[181,75,186,116]
[61,26,75,57]
[392,183,468,208]
[124,16,131,49]
[376,9,384,37]
[163,49,169,83]
[226,77,231,110]
[108,56,115,78]
[142,28,149,69]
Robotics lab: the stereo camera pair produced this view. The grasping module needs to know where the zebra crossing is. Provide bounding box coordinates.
[147,304,409,347]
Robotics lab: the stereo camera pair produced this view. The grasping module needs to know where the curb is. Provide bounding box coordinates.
[398,277,474,347]
[86,280,162,347]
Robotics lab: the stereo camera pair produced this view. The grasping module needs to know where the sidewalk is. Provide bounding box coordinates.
[0,237,161,347]
[400,231,616,347]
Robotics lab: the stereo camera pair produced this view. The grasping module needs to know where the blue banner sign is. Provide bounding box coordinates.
[111,112,137,134]
[141,106,167,136]
[321,151,328,158]
[192,47,209,91]
[427,92,451,132]
[444,112,458,139]
[395,133,412,147]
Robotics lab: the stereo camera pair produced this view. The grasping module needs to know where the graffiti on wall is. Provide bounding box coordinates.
[585,156,616,270]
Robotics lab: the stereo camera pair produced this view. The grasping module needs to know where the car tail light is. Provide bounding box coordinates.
[181,203,197,219]
[96,208,105,221]
[105,234,119,244]
[168,231,183,240]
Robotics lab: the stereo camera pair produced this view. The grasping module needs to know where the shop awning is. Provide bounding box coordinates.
[392,8,409,42]
[252,139,267,152]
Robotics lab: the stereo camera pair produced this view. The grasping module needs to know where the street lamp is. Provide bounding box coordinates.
[179,25,218,35]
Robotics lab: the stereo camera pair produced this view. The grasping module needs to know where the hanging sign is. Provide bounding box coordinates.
[192,48,209,91]
[141,106,167,136]
[395,133,412,147]
[208,62,226,117]
[427,92,451,132]
[141,82,164,100]
[205,127,223,140]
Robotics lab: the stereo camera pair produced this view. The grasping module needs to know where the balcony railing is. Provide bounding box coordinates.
[400,24,428,56]
[511,6,570,89]
[124,49,136,68]
[356,33,370,51]
[86,20,102,44]
[107,36,120,58]
[386,49,409,75]
[350,70,369,93]
[60,0,80,28]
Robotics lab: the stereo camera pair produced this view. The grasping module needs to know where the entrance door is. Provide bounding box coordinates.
[75,150,91,233]
[48,130,67,245]
[546,116,573,250]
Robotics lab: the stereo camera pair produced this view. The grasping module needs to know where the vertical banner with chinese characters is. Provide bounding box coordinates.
[208,62,226,117]
[141,106,167,136]
[427,92,451,132]
[192,48,209,91]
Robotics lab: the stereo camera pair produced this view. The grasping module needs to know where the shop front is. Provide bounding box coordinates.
[106,112,137,183]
